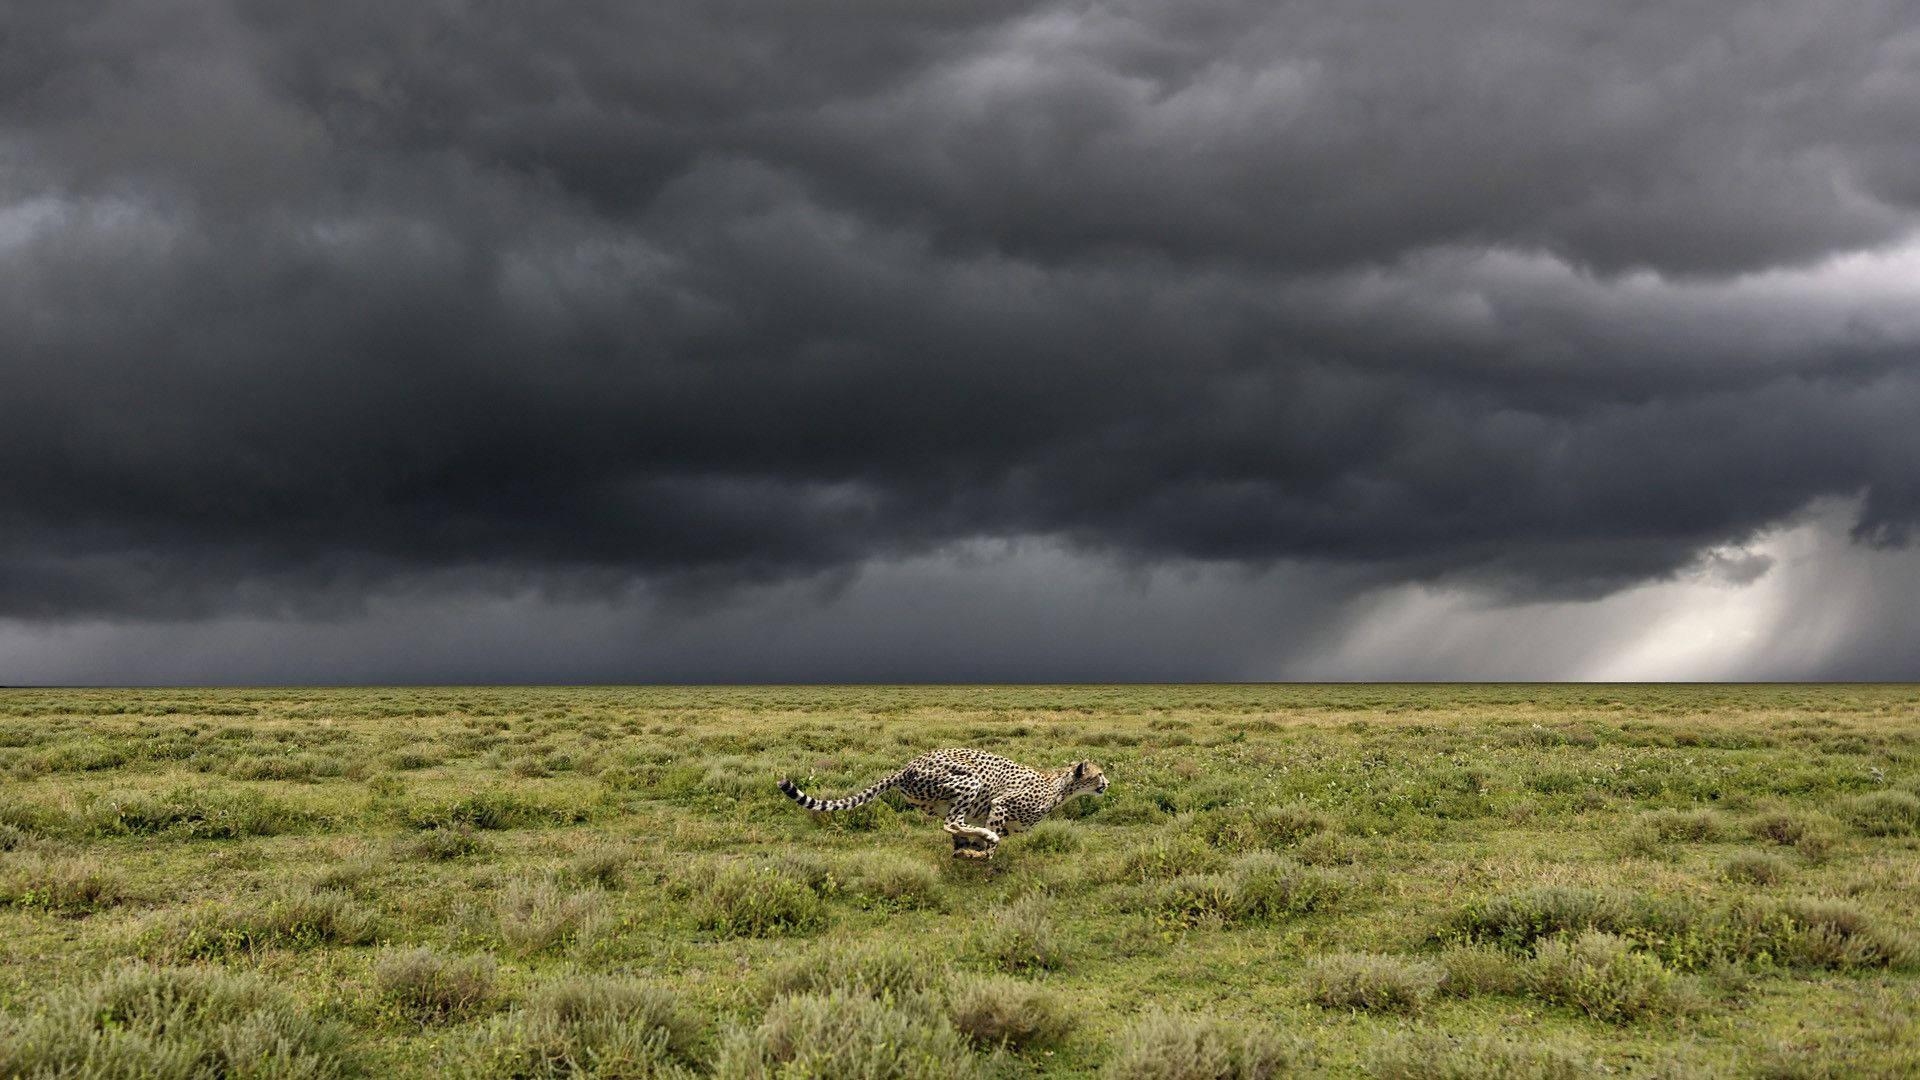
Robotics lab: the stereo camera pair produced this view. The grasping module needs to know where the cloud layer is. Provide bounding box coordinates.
[3,1,1919,678]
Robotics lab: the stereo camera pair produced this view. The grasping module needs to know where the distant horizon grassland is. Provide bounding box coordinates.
[1,684,1917,1078]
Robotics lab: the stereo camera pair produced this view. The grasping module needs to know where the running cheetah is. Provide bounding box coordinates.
[778,748,1109,859]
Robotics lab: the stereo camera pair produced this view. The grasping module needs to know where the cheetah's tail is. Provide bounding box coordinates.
[778,770,905,813]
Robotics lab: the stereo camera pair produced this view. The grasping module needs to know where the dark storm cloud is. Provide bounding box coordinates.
[3,0,1920,629]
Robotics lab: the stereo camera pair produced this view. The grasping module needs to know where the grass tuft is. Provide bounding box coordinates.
[1437,943,1526,997]
[763,939,944,1001]
[404,824,493,861]
[376,947,499,1023]
[850,854,944,911]
[456,973,703,1078]
[946,974,1075,1050]
[1366,1032,1594,1080]
[564,841,632,888]
[1190,803,1329,849]
[0,853,132,914]
[696,863,829,939]
[489,880,608,954]
[1841,791,1920,837]
[1525,931,1696,1023]
[1022,819,1086,854]
[1722,850,1792,885]
[1303,952,1442,1013]
[1101,1010,1304,1080]
[0,963,356,1079]
[715,989,979,1080]
[971,894,1072,972]
[160,886,379,957]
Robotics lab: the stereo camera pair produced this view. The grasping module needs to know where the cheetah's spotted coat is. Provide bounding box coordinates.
[778,748,1109,858]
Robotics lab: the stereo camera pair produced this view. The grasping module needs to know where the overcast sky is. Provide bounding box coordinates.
[4,0,1919,683]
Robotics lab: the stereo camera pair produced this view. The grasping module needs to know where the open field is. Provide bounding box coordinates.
[1,684,1917,1078]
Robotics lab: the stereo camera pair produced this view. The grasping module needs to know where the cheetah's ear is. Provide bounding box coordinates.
[1073,761,1087,780]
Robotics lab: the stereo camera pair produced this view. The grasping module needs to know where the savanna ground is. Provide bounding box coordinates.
[2,685,1918,1079]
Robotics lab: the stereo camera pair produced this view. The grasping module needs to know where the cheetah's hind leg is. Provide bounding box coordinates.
[951,830,998,859]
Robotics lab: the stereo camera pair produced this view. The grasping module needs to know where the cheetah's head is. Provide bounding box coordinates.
[1067,760,1109,798]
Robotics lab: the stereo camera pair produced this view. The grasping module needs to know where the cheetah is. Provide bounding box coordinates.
[778,748,1109,859]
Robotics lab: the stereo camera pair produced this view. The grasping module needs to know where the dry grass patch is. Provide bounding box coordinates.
[1722,850,1792,885]
[159,886,379,957]
[1437,943,1526,997]
[1102,1010,1304,1080]
[0,853,133,914]
[488,879,608,954]
[0,964,356,1079]
[694,862,829,939]
[1367,1032,1595,1080]
[946,974,1075,1050]
[715,989,979,1080]
[456,973,703,1079]
[763,939,943,1000]
[376,946,500,1023]
[1842,791,1920,837]
[970,894,1072,972]
[1303,953,1442,1013]
[1525,931,1697,1024]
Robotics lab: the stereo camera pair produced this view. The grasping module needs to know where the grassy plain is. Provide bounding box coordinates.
[1,684,1917,1078]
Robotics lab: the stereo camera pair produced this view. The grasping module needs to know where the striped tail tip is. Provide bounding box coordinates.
[778,778,813,808]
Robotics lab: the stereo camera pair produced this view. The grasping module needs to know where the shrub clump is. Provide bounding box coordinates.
[763,940,943,1001]
[1773,899,1920,970]
[1445,886,1637,950]
[1750,812,1812,846]
[405,824,493,861]
[1449,886,1916,974]
[1437,944,1525,998]
[1191,803,1329,849]
[0,854,132,914]
[80,787,320,839]
[970,894,1072,972]
[1640,808,1726,842]
[696,863,829,939]
[1303,953,1442,1013]
[715,989,980,1080]
[1841,791,1920,836]
[1366,1032,1593,1080]
[490,880,608,954]
[162,886,379,957]
[850,855,943,911]
[1147,854,1345,929]
[458,974,704,1079]
[0,963,355,1079]
[1102,1010,1304,1080]
[400,790,588,831]
[1525,931,1695,1023]
[376,946,500,1023]
[1146,874,1238,930]
[1722,851,1792,885]
[945,975,1075,1050]
[1021,820,1085,854]
[1228,853,1345,922]
[1119,835,1227,882]
[564,842,632,888]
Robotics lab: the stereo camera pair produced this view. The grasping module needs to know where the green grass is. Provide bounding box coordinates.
[0,684,1918,1077]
